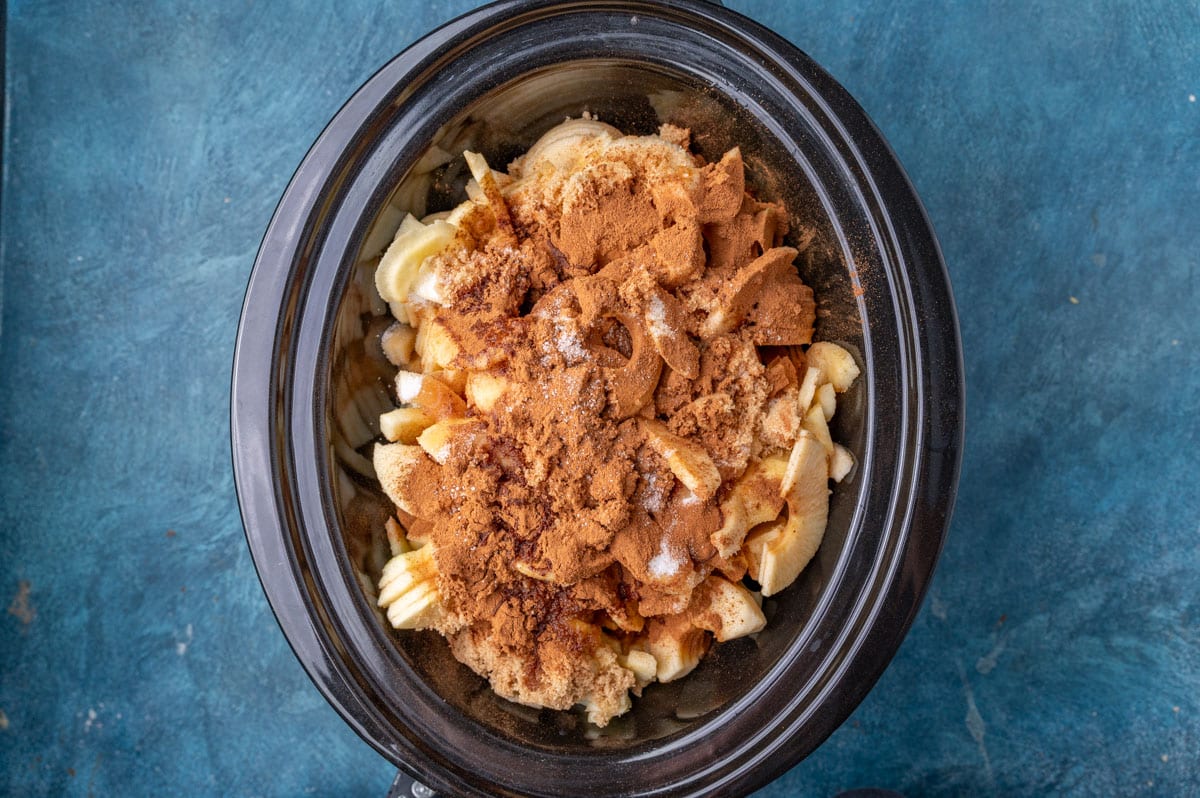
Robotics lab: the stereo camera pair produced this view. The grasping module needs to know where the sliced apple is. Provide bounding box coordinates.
[619,649,658,689]
[416,418,477,464]
[374,215,457,307]
[522,118,620,174]
[816,382,837,421]
[377,544,443,630]
[384,516,411,556]
[643,420,721,501]
[643,619,709,683]
[416,317,461,373]
[802,403,835,459]
[746,433,830,596]
[700,247,799,338]
[795,365,823,417]
[380,322,416,367]
[691,576,766,642]
[830,443,855,483]
[805,342,860,392]
[411,375,467,420]
[582,691,632,728]
[465,372,509,413]
[432,368,468,396]
[643,289,699,379]
[372,443,428,516]
[379,406,435,444]
[711,455,787,557]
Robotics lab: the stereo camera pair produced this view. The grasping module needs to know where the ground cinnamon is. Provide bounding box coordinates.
[374,120,822,724]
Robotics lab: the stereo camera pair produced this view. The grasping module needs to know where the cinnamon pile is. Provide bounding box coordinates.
[375,120,818,725]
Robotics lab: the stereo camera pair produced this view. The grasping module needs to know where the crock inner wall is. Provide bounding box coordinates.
[324,57,873,753]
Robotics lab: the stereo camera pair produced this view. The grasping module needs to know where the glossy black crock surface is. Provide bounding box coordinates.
[231,1,963,796]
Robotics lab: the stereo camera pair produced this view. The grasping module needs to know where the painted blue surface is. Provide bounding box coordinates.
[1,1,1196,795]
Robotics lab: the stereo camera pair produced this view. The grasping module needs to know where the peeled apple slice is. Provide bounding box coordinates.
[830,444,855,482]
[379,407,435,444]
[522,118,621,174]
[374,214,458,308]
[373,443,428,516]
[377,545,443,630]
[415,318,461,372]
[644,622,709,683]
[644,421,721,501]
[801,403,835,459]
[711,455,787,557]
[692,576,766,642]
[465,372,509,413]
[618,650,658,688]
[746,433,830,596]
[416,418,477,464]
[804,342,860,392]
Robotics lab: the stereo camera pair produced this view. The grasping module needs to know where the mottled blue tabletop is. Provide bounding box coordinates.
[1,1,1197,796]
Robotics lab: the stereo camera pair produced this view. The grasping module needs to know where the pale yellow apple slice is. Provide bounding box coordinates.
[691,576,766,642]
[816,382,837,421]
[415,317,461,372]
[795,365,823,417]
[374,215,457,309]
[395,371,466,420]
[805,342,860,392]
[644,626,708,683]
[416,418,477,464]
[830,444,855,483]
[373,443,428,516]
[801,403,835,459]
[379,407,435,444]
[384,517,411,556]
[431,368,468,396]
[643,420,721,500]
[618,649,658,690]
[380,322,417,367]
[522,118,620,174]
[711,455,787,557]
[377,545,443,630]
[581,691,632,728]
[746,433,830,596]
[465,372,509,413]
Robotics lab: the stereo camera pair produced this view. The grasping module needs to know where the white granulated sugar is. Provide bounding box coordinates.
[648,538,683,579]
[396,371,424,403]
[428,443,451,465]
[642,473,664,513]
[409,268,444,305]
[647,294,670,340]
[555,319,588,363]
[380,323,402,350]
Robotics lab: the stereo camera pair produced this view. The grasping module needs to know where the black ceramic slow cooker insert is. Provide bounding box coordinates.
[231,2,964,796]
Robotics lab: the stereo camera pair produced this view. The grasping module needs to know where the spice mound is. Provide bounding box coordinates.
[370,118,859,727]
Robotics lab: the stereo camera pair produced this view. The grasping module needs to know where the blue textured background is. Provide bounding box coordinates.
[1,1,1197,795]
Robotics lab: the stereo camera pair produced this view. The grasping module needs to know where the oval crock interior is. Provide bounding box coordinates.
[324,60,868,751]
